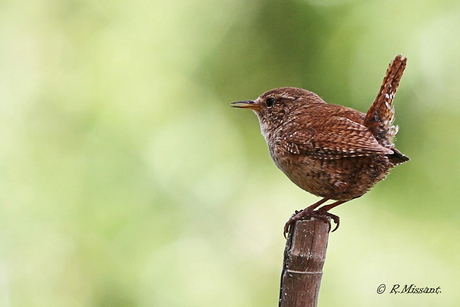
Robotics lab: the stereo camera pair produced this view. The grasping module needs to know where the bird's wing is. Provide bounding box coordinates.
[280,116,393,158]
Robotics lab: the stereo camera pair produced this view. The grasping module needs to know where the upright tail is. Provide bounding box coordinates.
[364,55,407,148]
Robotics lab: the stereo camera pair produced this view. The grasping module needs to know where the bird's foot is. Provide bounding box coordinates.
[315,208,340,232]
[283,208,340,238]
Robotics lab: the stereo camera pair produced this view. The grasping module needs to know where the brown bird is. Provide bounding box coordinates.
[232,55,409,236]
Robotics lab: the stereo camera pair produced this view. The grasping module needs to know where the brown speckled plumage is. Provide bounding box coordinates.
[232,55,409,235]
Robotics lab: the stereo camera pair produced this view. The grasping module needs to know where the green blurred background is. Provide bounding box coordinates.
[1,0,459,306]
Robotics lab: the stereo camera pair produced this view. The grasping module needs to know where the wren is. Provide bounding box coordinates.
[232,55,409,236]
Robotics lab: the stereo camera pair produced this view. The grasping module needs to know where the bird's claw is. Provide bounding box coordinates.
[283,209,340,238]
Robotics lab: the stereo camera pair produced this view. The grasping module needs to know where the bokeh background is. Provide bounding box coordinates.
[1,0,459,306]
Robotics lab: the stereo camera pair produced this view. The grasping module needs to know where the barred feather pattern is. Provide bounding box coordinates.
[364,54,407,148]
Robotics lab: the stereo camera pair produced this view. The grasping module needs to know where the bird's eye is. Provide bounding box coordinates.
[266,97,275,107]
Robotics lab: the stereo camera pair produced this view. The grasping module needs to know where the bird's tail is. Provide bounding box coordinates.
[364,55,407,148]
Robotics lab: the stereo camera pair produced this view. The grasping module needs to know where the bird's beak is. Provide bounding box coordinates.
[231,100,260,111]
